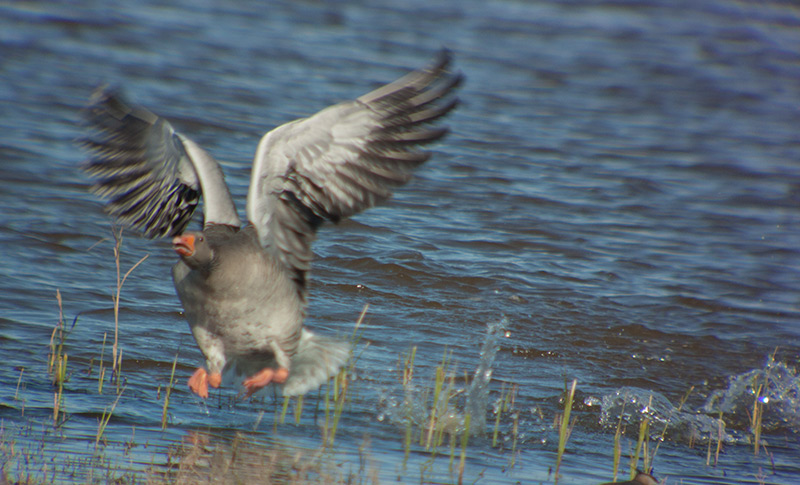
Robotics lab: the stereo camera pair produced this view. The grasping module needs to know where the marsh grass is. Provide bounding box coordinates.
[630,404,650,479]
[322,370,345,446]
[714,411,724,466]
[8,235,785,485]
[321,303,368,447]
[95,386,125,453]
[554,379,577,485]
[612,407,623,481]
[15,256,528,484]
[5,311,783,485]
[48,289,77,427]
[748,348,779,457]
[394,341,511,483]
[424,348,453,450]
[607,386,679,483]
[752,385,764,456]
[509,407,519,470]
[161,353,179,430]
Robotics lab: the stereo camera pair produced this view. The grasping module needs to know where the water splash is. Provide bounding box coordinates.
[594,357,800,446]
[465,317,507,435]
[597,386,734,445]
[702,356,800,432]
[377,317,507,438]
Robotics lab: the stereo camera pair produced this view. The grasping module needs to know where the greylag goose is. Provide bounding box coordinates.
[81,50,461,399]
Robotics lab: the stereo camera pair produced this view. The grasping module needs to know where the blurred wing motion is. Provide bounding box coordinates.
[82,88,240,238]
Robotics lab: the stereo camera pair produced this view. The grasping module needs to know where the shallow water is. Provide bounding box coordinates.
[2,0,800,483]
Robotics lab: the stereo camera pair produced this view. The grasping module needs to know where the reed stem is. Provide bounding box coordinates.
[554,379,577,484]
[161,353,178,430]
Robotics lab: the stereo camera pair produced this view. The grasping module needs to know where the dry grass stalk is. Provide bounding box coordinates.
[752,382,764,456]
[110,228,149,382]
[98,332,107,394]
[14,367,24,402]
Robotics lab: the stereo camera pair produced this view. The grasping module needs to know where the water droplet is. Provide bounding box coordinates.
[584,396,601,407]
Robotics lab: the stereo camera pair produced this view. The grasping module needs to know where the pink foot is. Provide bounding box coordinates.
[188,368,220,399]
[243,367,289,398]
[188,367,209,398]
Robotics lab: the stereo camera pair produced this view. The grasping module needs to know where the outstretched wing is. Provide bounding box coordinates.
[81,87,240,238]
[246,49,462,290]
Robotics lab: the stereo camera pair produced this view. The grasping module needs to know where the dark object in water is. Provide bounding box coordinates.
[599,470,660,485]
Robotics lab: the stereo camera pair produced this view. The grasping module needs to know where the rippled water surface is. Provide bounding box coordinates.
[2,0,800,483]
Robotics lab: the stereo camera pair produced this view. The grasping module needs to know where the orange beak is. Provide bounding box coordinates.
[172,234,195,257]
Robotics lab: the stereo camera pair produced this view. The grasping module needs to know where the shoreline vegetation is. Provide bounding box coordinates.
[0,233,787,484]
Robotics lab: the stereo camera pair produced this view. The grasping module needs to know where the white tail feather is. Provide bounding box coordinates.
[282,329,350,396]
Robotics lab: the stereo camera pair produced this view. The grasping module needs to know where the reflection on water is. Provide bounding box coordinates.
[2,0,800,483]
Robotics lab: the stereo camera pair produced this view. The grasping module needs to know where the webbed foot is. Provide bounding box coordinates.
[242,367,289,398]
[188,368,222,399]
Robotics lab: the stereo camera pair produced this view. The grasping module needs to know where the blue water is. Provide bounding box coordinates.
[1,0,800,483]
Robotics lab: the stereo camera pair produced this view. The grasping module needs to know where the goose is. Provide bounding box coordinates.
[81,50,461,399]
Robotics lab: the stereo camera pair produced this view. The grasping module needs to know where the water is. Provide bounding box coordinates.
[2,0,800,483]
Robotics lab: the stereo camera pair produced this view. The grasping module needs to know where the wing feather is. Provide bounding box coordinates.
[81,87,240,238]
[246,49,462,292]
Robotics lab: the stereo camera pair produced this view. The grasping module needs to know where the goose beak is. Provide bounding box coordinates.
[172,234,196,257]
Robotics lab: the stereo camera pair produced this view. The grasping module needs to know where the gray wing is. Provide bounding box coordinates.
[246,49,462,290]
[81,88,240,238]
